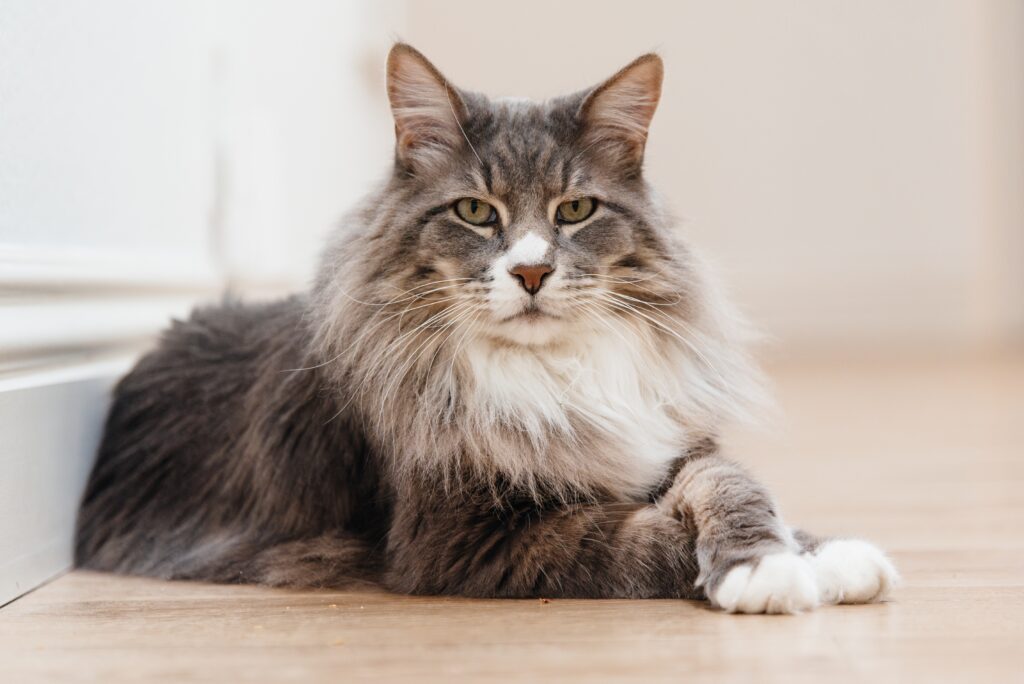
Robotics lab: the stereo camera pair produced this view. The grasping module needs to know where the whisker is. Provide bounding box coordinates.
[445,82,485,168]
[574,272,684,305]
[283,288,470,374]
[592,292,728,388]
[602,287,682,308]
[374,302,483,429]
[333,278,474,311]
[443,306,486,398]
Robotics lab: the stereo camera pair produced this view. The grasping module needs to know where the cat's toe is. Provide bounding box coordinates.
[711,552,819,615]
[809,539,899,604]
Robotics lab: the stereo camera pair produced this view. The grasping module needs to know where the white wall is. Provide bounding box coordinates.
[407,0,1024,354]
[210,0,401,292]
[0,0,404,605]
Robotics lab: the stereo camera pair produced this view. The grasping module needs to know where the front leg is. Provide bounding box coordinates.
[384,484,700,599]
[661,454,899,613]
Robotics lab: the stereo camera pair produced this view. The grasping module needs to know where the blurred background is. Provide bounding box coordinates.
[4,0,1021,360]
[0,0,1022,604]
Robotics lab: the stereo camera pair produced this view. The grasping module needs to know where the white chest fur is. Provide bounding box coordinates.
[463,330,696,497]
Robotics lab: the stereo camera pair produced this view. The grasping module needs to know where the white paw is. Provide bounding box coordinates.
[712,552,819,614]
[809,539,899,604]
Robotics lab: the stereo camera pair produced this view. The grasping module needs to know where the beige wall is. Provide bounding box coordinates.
[408,0,1024,354]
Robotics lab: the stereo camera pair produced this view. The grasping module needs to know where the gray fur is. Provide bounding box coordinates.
[76,44,825,603]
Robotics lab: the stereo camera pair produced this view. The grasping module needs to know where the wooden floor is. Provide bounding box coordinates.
[2,355,1023,682]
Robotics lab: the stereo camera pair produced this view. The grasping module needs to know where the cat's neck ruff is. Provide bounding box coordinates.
[459,325,699,499]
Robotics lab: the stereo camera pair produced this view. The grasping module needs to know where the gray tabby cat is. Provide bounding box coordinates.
[75,44,898,613]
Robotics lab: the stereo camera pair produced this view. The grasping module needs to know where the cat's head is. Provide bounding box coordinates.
[311,44,762,479]
[350,43,689,348]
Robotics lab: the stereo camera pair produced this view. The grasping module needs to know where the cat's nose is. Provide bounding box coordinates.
[508,264,554,295]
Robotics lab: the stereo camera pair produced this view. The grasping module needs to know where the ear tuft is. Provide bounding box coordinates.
[386,43,467,172]
[580,54,664,172]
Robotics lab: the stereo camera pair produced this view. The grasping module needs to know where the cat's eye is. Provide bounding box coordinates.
[454,198,498,226]
[556,197,597,224]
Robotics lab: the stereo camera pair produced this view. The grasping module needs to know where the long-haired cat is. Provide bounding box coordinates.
[75,44,897,613]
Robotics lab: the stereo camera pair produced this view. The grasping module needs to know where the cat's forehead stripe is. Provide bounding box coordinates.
[506,232,550,266]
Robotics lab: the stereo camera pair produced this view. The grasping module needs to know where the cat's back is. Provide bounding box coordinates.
[104,296,312,453]
[75,295,376,578]
[156,295,308,372]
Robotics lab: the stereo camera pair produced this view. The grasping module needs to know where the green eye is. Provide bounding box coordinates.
[556,197,597,224]
[454,198,498,226]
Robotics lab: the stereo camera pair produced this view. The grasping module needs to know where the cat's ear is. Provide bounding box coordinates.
[386,43,467,172]
[579,54,663,173]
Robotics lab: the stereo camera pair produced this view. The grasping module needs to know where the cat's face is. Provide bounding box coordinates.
[369,45,684,347]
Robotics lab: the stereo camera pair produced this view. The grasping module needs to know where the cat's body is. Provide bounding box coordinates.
[75,45,897,612]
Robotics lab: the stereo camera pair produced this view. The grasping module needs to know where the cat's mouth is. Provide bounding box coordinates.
[499,303,559,323]
[490,306,567,347]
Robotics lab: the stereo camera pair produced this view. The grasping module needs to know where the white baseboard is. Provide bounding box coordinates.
[0,357,135,605]
[0,538,71,607]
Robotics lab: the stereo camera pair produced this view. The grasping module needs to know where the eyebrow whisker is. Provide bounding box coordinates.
[445,81,485,168]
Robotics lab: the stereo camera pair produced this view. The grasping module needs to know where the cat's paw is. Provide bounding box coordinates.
[808,539,899,604]
[711,552,819,614]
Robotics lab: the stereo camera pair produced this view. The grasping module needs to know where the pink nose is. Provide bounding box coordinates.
[508,264,554,295]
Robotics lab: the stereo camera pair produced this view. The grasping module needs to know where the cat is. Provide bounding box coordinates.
[74,43,898,613]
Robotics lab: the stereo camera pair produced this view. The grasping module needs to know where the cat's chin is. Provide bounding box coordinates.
[487,312,572,347]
